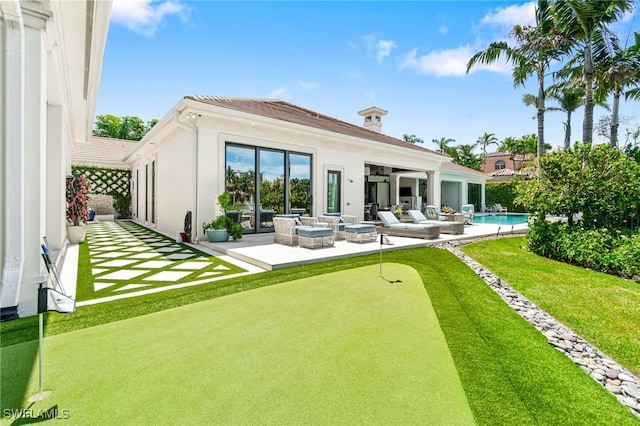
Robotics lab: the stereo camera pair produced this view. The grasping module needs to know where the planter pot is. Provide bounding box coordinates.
[67,224,87,244]
[207,229,229,242]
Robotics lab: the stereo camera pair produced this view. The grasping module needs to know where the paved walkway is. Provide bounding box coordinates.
[201,221,528,270]
[60,220,528,305]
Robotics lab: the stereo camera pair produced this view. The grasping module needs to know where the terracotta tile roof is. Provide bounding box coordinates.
[488,168,516,177]
[485,151,534,161]
[72,137,139,164]
[184,95,448,157]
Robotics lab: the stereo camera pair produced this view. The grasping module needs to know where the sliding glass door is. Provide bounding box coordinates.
[225,143,312,233]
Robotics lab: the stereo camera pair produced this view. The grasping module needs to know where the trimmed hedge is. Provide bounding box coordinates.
[527,218,640,281]
[485,180,526,213]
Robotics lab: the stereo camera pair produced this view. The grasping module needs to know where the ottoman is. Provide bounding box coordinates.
[344,224,377,243]
[297,226,334,249]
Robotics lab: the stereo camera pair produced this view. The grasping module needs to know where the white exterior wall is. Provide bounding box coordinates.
[129,103,450,241]
[0,0,110,319]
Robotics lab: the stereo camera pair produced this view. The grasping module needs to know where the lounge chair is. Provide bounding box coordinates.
[319,213,357,240]
[377,211,440,239]
[494,203,508,213]
[407,210,464,234]
[461,204,475,222]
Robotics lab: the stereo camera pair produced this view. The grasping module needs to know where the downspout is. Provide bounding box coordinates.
[173,110,198,243]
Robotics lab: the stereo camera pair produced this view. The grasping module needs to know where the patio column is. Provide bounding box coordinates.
[427,170,441,208]
[1,1,26,320]
[17,2,51,317]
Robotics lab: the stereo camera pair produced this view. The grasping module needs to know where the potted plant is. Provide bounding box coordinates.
[202,193,244,242]
[66,174,90,244]
[393,206,403,218]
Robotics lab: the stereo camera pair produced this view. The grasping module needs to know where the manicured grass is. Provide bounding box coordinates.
[462,236,640,377]
[76,221,245,301]
[1,264,474,424]
[2,247,638,424]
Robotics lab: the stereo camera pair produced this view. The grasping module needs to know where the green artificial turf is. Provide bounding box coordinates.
[2,247,638,424]
[76,220,246,301]
[2,264,474,424]
[461,236,640,377]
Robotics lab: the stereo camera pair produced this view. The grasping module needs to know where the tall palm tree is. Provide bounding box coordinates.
[476,132,499,169]
[467,0,566,159]
[546,83,585,148]
[595,32,640,147]
[552,0,635,143]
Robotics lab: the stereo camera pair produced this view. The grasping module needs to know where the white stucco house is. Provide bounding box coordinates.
[0,0,111,319]
[120,96,488,240]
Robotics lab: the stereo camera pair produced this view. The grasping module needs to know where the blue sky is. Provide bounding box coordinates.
[97,0,640,152]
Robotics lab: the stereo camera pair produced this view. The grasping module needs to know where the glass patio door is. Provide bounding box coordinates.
[327,170,341,214]
[257,149,284,232]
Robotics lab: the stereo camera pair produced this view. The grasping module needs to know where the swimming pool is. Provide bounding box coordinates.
[472,213,530,225]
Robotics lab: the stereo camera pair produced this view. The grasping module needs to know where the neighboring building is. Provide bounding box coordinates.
[111,96,487,240]
[0,1,111,319]
[482,152,533,181]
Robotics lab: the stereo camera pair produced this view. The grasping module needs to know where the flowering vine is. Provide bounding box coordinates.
[66,174,90,226]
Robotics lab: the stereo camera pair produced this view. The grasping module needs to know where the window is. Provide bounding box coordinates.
[495,160,506,170]
[225,143,312,233]
[327,170,341,214]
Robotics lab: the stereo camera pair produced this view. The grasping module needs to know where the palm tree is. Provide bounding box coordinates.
[452,144,481,170]
[403,134,424,144]
[552,0,635,143]
[476,132,499,169]
[467,0,566,159]
[595,32,640,147]
[431,137,455,154]
[498,136,526,170]
[546,83,585,148]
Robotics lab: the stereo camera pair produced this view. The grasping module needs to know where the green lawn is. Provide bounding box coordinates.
[1,264,473,424]
[2,247,638,424]
[462,236,640,377]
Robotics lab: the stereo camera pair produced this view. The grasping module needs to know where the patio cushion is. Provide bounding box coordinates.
[297,227,333,238]
[344,224,376,233]
[294,225,312,234]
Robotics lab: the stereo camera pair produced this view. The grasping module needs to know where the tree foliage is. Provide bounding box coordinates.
[515,143,640,228]
[93,114,158,141]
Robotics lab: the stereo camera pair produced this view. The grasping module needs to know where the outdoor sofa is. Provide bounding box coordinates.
[377,211,440,239]
[407,210,464,234]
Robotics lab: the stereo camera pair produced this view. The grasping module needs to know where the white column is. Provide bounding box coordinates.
[18,3,50,317]
[429,170,441,208]
[0,1,25,320]
[46,104,66,251]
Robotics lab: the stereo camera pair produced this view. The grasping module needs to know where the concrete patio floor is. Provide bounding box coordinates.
[199,221,529,270]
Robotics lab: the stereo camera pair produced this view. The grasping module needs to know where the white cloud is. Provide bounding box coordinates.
[111,0,189,37]
[362,33,396,63]
[376,39,397,62]
[400,46,511,77]
[480,1,536,27]
[296,80,318,91]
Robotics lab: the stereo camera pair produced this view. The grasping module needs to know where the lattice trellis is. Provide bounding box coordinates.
[72,166,131,196]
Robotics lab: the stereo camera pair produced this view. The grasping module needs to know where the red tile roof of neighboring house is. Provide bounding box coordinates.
[184,95,449,158]
[72,137,139,164]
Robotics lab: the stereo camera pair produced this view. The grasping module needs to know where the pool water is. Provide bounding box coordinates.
[472,213,530,225]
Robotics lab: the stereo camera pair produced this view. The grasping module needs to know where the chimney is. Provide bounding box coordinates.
[358,106,388,133]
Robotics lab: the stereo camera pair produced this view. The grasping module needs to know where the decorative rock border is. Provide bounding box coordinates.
[437,237,640,417]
